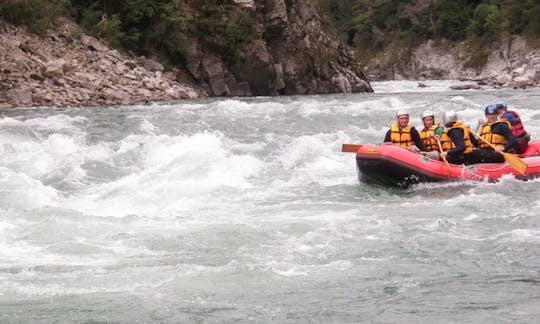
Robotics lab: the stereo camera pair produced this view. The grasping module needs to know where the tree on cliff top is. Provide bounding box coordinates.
[314,0,540,54]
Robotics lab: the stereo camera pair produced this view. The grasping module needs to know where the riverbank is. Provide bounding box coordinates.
[365,36,540,90]
[1,0,375,109]
[0,18,204,109]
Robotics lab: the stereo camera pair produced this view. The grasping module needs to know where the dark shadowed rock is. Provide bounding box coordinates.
[237,40,276,95]
[183,0,372,96]
[202,54,231,96]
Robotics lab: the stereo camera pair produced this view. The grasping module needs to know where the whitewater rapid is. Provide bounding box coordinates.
[0,81,539,322]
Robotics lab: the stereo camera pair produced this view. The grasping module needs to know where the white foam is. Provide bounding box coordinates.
[371,80,489,93]
[62,132,263,217]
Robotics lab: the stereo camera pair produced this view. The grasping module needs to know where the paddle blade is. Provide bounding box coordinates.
[341,144,362,153]
[502,152,528,175]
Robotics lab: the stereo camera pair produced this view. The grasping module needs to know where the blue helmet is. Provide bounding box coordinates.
[495,101,507,111]
[485,104,498,115]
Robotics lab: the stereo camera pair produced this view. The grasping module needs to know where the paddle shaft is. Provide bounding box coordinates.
[342,143,429,155]
[469,129,527,175]
[341,144,362,153]
[436,138,451,175]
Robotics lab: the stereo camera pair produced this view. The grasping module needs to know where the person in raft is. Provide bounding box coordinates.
[495,101,530,154]
[469,104,520,163]
[439,110,476,164]
[384,110,426,152]
[419,110,444,160]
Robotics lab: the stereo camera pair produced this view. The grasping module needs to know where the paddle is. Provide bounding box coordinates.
[342,143,431,157]
[341,144,362,153]
[436,138,451,176]
[469,130,528,175]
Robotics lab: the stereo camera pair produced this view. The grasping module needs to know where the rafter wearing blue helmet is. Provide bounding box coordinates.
[494,100,530,154]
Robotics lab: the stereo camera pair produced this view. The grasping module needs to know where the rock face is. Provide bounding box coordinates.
[0,0,372,108]
[365,36,540,89]
[0,19,204,108]
[179,0,372,97]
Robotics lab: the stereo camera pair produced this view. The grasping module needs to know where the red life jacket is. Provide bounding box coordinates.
[502,110,527,138]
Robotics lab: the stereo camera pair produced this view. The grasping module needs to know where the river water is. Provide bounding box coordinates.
[0,81,539,323]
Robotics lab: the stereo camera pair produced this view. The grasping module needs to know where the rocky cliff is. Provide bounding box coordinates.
[186,0,372,97]
[365,36,540,89]
[0,18,202,108]
[0,0,372,109]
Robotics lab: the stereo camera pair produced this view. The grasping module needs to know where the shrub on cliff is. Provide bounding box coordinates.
[0,0,68,35]
[70,0,254,66]
[314,0,540,54]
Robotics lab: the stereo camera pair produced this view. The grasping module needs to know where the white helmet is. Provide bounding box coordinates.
[443,110,458,125]
[421,110,434,120]
[396,109,409,117]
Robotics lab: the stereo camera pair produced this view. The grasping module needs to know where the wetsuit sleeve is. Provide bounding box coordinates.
[384,129,391,143]
[410,127,426,151]
[447,128,466,158]
[492,123,519,152]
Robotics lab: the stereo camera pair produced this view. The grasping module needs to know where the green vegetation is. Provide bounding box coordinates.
[2,0,538,72]
[0,0,68,35]
[69,0,254,65]
[0,0,254,67]
[313,0,540,57]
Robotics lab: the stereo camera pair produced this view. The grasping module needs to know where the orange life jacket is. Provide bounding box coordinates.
[479,120,512,149]
[420,122,442,151]
[390,124,413,147]
[440,121,474,154]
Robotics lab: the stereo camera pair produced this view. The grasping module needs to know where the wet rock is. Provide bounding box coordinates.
[450,83,481,90]
[6,87,33,106]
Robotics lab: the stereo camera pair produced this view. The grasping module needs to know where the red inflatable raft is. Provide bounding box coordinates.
[351,140,540,187]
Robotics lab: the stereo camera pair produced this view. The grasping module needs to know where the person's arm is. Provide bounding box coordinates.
[468,128,479,147]
[410,127,426,151]
[492,123,519,152]
[384,129,391,143]
[447,128,466,158]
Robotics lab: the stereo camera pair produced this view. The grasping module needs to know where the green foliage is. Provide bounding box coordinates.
[433,0,470,41]
[315,0,540,55]
[0,0,67,35]
[156,2,192,62]
[466,3,502,38]
[194,6,254,64]
[67,0,255,66]
[99,14,123,48]
[463,37,491,71]
[70,26,83,40]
